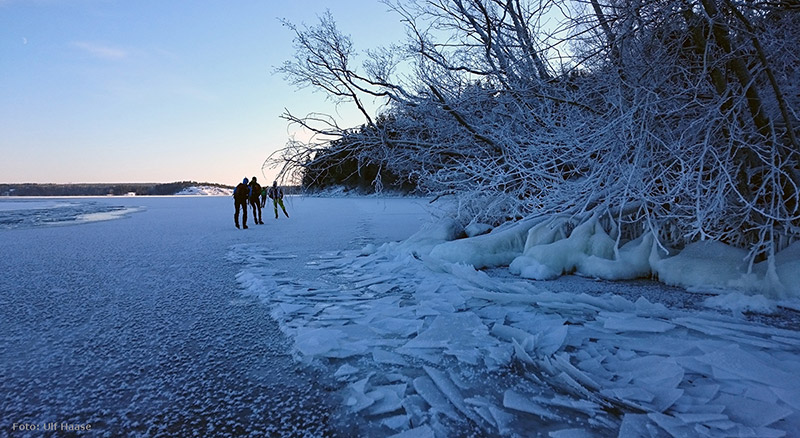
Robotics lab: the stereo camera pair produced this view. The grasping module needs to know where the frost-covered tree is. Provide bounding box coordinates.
[270,0,799,264]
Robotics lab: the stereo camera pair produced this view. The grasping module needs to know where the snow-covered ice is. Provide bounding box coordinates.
[232,197,800,437]
[2,195,799,437]
[0,196,340,437]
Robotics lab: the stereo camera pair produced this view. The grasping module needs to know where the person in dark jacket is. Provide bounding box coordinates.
[248,176,264,225]
[233,177,251,229]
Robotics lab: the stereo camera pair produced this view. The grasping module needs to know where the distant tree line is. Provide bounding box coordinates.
[271,0,799,263]
[0,181,232,197]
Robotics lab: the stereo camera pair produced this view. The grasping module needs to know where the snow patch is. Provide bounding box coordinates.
[703,293,777,315]
[175,185,233,196]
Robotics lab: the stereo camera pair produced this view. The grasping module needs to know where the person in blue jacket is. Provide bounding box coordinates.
[233,177,251,229]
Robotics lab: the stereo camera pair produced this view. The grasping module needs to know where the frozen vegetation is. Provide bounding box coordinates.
[273,0,799,306]
[431,216,800,299]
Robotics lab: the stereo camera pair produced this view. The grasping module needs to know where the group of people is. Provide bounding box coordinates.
[233,176,289,229]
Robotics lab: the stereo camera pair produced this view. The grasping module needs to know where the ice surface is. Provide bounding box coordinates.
[369,317,423,337]
[618,414,653,438]
[228,197,800,437]
[344,375,377,412]
[548,429,595,438]
[601,315,675,333]
[1,196,357,437]
[388,425,434,438]
[335,364,360,379]
[401,313,497,366]
[503,390,561,420]
[413,376,460,421]
[367,383,407,415]
[696,345,797,388]
[424,366,484,426]
[713,394,792,428]
[373,349,410,366]
[0,198,139,229]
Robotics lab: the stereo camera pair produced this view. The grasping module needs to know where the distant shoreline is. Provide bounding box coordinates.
[0,182,232,197]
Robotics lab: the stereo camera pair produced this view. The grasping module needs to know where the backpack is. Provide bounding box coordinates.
[234,183,249,201]
[249,182,262,200]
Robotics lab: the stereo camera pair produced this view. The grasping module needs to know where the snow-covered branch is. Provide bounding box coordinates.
[273,0,799,263]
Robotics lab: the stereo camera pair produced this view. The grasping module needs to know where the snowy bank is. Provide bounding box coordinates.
[175,185,232,196]
[423,215,800,299]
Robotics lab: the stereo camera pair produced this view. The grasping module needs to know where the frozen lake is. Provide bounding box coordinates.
[0,196,428,437]
[1,195,799,437]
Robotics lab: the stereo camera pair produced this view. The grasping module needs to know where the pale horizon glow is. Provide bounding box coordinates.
[0,1,405,185]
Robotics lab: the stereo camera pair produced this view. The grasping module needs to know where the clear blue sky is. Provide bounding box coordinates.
[0,0,405,184]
